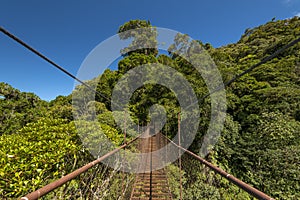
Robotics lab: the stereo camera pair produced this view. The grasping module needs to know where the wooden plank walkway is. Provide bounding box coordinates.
[130,133,172,200]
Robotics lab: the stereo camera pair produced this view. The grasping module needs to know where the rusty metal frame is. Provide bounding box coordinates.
[161,134,274,200]
[21,136,140,200]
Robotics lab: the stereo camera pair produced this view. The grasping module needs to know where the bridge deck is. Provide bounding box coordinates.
[130,134,172,200]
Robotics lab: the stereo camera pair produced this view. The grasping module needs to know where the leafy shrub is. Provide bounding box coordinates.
[0,118,83,198]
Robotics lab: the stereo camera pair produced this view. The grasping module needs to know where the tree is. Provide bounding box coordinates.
[0,82,47,135]
[118,19,158,56]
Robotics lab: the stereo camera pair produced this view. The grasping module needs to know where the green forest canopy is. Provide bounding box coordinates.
[0,18,300,199]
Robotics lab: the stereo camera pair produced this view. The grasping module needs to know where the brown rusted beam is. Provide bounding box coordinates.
[21,136,139,200]
[178,112,182,200]
[161,133,274,200]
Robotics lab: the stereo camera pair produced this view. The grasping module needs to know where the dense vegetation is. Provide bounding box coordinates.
[1,18,299,199]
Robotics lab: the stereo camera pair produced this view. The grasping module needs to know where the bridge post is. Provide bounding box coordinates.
[178,112,182,200]
[122,111,127,199]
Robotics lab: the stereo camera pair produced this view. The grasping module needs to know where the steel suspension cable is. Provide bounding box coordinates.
[166,36,300,119]
[2,26,298,200]
[0,26,115,107]
[160,36,300,199]
[3,26,299,116]
[201,36,300,99]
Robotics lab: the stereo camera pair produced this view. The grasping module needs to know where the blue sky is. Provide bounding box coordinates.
[1,0,300,101]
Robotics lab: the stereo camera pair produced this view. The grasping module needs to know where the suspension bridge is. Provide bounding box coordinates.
[1,26,299,200]
[19,127,275,200]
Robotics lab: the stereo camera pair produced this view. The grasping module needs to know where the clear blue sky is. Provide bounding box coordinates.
[1,0,299,101]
